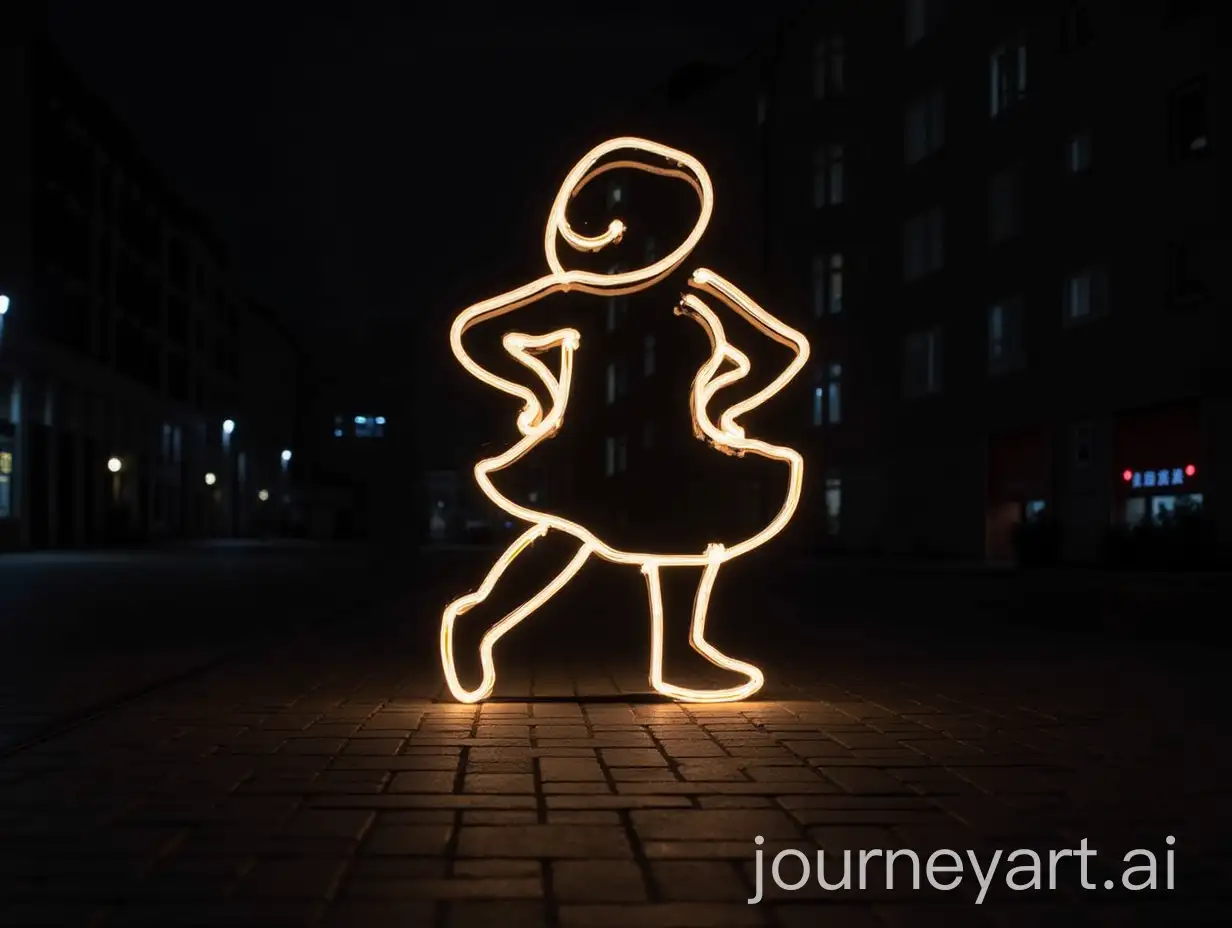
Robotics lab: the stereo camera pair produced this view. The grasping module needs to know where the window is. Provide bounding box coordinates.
[987,294,1025,373]
[353,415,386,438]
[1072,422,1092,466]
[824,474,842,535]
[988,165,1023,244]
[905,86,945,164]
[812,36,845,99]
[1062,265,1108,322]
[990,36,1028,117]
[1066,129,1093,174]
[1061,2,1093,52]
[605,362,617,404]
[607,181,624,208]
[1168,76,1209,161]
[1025,499,1047,521]
[903,206,944,280]
[1168,241,1208,305]
[811,364,843,427]
[904,327,943,398]
[644,236,658,263]
[905,0,944,47]
[813,144,844,208]
[826,363,842,424]
[643,335,656,376]
[616,435,628,473]
[812,253,844,316]
[605,436,616,476]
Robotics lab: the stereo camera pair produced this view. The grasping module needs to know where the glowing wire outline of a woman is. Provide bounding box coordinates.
[440,137,810,704]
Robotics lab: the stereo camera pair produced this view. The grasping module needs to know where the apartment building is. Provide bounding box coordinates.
[0,35,300,549]
[762,0,1225,562]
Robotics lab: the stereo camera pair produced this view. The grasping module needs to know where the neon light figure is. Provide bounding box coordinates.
[441,137,810,704]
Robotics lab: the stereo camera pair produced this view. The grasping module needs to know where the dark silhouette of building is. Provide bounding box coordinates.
[0,32,301,550]
[758,0,1224,564]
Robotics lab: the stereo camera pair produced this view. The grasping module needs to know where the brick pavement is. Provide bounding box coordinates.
[0,621,1227,927]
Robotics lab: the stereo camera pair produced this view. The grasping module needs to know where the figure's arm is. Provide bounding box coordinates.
[450,275,575,435]
[683,269,810,433]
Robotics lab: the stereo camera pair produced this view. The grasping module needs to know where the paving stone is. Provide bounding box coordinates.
[463,773,535,793]
[651,860,750,901]
[388,771,457,793]
[362,823,454,855]
[238,857,350,899]
[552,860,648,902]
[559,902,770,926]
[457,824,633,858]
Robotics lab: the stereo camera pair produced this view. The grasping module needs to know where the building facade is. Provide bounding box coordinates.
[0,35,300,550]
[761,0,1225,563]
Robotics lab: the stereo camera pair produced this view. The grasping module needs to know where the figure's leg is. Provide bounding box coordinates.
[642,547,765,703]
[441,525,593,703]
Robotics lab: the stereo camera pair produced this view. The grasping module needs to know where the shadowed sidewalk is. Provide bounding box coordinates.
[0,558,1227,927]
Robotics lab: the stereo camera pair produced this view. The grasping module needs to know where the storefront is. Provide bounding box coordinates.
[985,428,1052,559]
[1113,403,1206,525]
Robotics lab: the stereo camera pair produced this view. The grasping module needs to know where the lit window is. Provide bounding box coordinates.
[643,334,656,376]
[1062,265,1108,322]
[990,36,1028,117]
[1025,499,1047,521]
[811,386,824,427]
[354,415,385,438]
[826,364,842,424]
[813,144,844,208]
[987,294,1025,373]
[605,363,617,404]
[607,181,623,207]
[904,327,943,397]
[1066,129,1092,173]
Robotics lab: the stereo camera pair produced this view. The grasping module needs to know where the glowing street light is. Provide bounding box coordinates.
[0,294,10,316]
[258,489,270,502]
[204,472,217,486]
[107,457,123,473]
[222,419,235,436]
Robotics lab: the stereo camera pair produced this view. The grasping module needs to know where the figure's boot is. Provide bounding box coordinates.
[643,548,765,703]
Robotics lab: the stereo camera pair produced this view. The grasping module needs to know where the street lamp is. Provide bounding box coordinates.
[205,472,217,486]
[0,294,9,315]
[280,449,292,464]
[222,418,235,436]
[258,488,269,502]
[106,457,123,473]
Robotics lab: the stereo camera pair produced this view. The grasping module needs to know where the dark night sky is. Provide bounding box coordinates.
[47,2,783,423]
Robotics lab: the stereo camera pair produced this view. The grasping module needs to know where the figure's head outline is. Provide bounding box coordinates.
[543,137,714,294]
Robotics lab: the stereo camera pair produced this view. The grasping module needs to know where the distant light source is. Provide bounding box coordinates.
[1185,464,1196,477]
[222,418,235,435]
[354,416,367,424]
[205,472,217,486]
[375,416,386,425]
[258,489,270,502]
[0,294,9,316]
[107,457,123,473]
[1121,469,1133,482]
[280,449,292,463]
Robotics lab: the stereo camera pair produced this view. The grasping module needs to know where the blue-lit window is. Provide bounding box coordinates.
[353,415,386,438]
